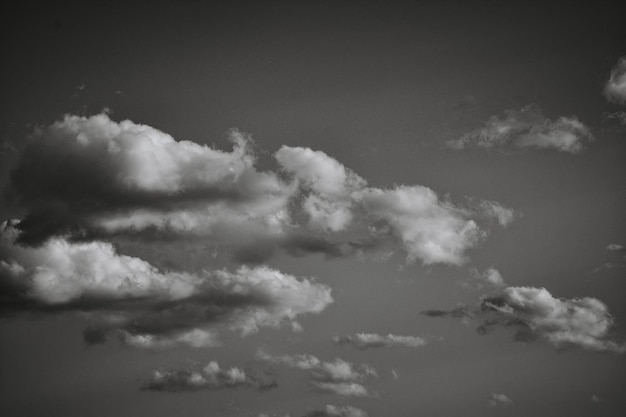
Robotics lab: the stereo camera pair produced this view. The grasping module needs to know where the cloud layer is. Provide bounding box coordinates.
[447,105,593,153]
[0,220,333,346]
[5,113,512,266]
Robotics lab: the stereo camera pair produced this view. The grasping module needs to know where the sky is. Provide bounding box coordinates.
[1,1,625,416]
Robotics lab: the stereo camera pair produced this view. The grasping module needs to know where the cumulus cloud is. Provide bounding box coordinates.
[0,220,333,346]
[357,186,484,265]
[423,285,625,353]
[488,393,512,407]
[333,333,427,349]
[474,267,506,288]
[256,349,376,397]
[4,113,512,266]
[142,360,276,392]
[447,105,593,153]
[604,57,626,104]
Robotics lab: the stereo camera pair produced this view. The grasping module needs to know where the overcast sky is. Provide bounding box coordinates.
[1,2,625,417]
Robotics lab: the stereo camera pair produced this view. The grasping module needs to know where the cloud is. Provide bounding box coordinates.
[604,56,626,104]
[357,186,484,265]
[256,349,377,397]
[423,285,625,353]
[0,220,333,346]
[488,393,512,407]
[142,360,276,392]
[477,267,506,288]
[447,105,593,153]
[606,243,624,251]
[4,113,513,266]
[604,111,626,125]
[333,333,427,349]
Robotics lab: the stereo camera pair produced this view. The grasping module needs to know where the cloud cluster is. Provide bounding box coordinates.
[423,285,624,353]
[447,105,593,153]
[5,113,512,266]
[256,349,377,397]
[259,405,369,417]
[142,360,276,392]
[333,333,427,349]
[0,220,333,346]
[604,56,626,104]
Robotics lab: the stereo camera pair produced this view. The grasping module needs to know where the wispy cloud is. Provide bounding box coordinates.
[488,393,513,407]
[333,333,427,349]
[447,105,593,153]
[604,56,626,104]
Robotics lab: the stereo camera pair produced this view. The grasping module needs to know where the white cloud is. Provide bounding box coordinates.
[143,360,274,391]
[0,220,333,346]
[333,332,427,349]
[358,186,483,265]
[322,405,369,417]
[256,349,376,396]
[480,267,505,288]
[447,105,593,153]
[482,286,625,353]
[476,200,515,227]
[606,243,624,251]
[488,393,512,407]
[604,56,626,104]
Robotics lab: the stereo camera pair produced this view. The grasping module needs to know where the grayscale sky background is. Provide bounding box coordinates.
[1,2,625,417]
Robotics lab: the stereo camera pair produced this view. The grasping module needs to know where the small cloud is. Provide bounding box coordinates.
[488,393,513,407]
[333,333,428,349]
[604,111,626,125]
[142,361,277,392]
[391,369,399,380]
[606,243,624,251]
[604,56,626,105]
[302,405,369,417]
[591,394,604,404]
[447,105,593,153]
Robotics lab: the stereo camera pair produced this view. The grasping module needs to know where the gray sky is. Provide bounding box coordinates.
[1,2,625,417]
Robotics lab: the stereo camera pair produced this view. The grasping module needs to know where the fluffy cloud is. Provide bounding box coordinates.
[142,360,276,392]
[423,285,625,353]
[488,393,512,407]
[303,405,369,417]
[0,220,333,345]
[256,349,376,397]
[5,113,512,266]
[447,105,593,153]
[333,333,427,349]
[606,243,624,251]
[604,56,626,104]
[357,186,483,265]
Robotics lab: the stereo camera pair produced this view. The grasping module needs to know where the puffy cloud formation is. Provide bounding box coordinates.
[605,111,626,125]
[5,113,512,266]
[488,393,512,407]
[0,220,333,345]
[447,105,593,153]
[358,186,483,265]
[333,332,427,349]
[604,56,626,104]
[256,349,376,397]
[480,287,625,352]
[142,360,276,392]
[424,285,624,353]
[470,267,506,288]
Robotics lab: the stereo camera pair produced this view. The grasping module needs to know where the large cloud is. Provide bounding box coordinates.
[604,56,626,104]
[423,285,625,353]
[447,105,593,153]
[256,349,377,397]
[5,113,512,266]
[0,220,333,346]
[142,360,277,392]
[333,332,427,349]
